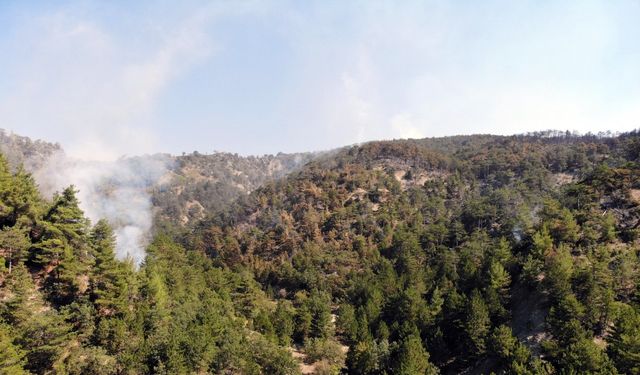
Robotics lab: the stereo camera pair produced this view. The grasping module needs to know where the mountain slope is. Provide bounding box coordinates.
[152,151,317,225]
[0,129,62,171]
[0,129,317,227]
[189,132,640,373]
[1,130,639,374]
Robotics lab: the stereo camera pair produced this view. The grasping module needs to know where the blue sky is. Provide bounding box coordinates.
[1,0,639,159]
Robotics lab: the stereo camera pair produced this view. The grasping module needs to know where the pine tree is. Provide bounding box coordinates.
[490,325,532,371]
[0,158,41,227]
[1,264,71,373]
[486,261,511,321]
[395,334,437,375]
[531,225,554,259]
[489,325,518,361]
[543,243,573,302]
[546,293,585,345]
[42,186,88,249]
[0,322,28,375]
[488,261,511,300]
[0,225,30,274]
[554,208,580,244]
[7,166,41,227]
[490,237,513,268]
[90,220,127,315]
[18,310,71,373]
[32,186,89,304]
[0,154,13,224]
[346,338,388,374]
[465,290,490,356]
[306,290,332,339]
[33,186,87,267]
[1,263,37,325]
[608,308,640,374]
[272,300,295,346]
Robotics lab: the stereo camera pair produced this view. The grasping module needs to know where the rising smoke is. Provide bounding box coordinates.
[35,151,173,266]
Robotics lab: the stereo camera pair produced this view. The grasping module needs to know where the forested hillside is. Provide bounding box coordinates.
[152,151,316,225]
[0,130,62,172]
[0,154,300,374]
[189,131,640,374]
[0,130,315,227]
[1,131,639,374]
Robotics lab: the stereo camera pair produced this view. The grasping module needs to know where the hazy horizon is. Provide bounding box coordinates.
[2,1,639,160]
[2,126,633,160]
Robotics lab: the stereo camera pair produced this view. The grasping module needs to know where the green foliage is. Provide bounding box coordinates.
[89,220,130,315]
[395,334,438,375]
[294,290,332,342]
[0,225,30,274]
[56,346,118,375]
[465,290,491,357]
[273,300,296,346]
[0,162,305,374]
[543,243,573,301]
[304,337,346,373]
[345,338,390,375]
[18,310,71,373]
[0,322,28,375]
[608,307,640,374]
[489,325,533,372]
[486,261,511,320]
[336,303,358,344]
[2,131,640,374]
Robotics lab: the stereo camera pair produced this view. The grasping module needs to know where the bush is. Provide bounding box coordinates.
[304,337,346,367]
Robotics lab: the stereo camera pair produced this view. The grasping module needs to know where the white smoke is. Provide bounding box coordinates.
[34,151,173,266]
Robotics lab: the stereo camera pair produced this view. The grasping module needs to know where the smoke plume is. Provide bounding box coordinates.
[35,151,173,266]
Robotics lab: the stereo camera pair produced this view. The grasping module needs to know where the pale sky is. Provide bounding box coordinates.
[1,0,639,159]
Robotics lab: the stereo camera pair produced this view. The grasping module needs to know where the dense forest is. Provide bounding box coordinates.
[1,131,639,374]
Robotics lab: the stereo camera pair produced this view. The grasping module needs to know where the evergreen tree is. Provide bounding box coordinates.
[608,308,640,374]
[0,158,41,228]
[346,338,389,375]
[489,325,532,371]
[272,300,295,346]
[395,334,438,375]
[0,154,13,224]
[0,322,28,375]
[33,186,89,304]
[1,264,71,373]
[90,220,128,315]
[41,186,88,250]
[7,167,41,227]
[18,311,71,373]
[465,290,490,357]
[485,261,511,320]
[0,225,30,274]
[543,243,573,302]
[1,263,36,326]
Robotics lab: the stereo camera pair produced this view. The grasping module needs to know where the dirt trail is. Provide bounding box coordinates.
[290,347,317,374]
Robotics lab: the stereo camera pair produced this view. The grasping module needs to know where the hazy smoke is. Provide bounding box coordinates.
[35,151,172,266]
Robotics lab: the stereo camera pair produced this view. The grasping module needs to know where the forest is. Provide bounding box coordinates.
[1,131,639,374]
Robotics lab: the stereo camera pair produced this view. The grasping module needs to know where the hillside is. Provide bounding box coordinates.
[0,130,316,227]
[189,131,640,373]
[0,129,62,172]
[0,158,300,374]
[152,151,317,225]
[0,131,639,374]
